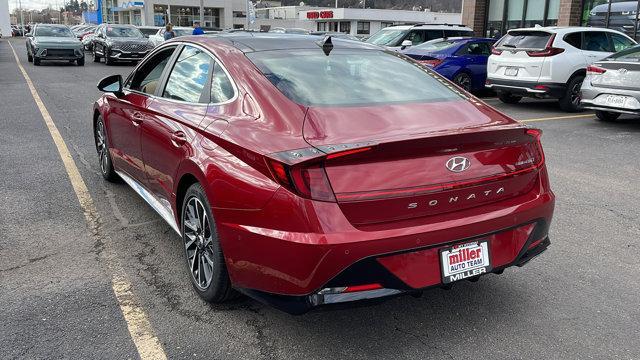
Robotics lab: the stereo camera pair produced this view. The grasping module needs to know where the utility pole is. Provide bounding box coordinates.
[167,0,171,25]
[18,0,24,33]
[335,0,337,8]
[199,0,204,26]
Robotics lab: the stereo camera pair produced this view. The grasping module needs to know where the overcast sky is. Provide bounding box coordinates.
[8,0,75,11]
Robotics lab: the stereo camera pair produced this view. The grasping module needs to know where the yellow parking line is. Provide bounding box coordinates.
[519,113,596,122]
[8,41,167,360]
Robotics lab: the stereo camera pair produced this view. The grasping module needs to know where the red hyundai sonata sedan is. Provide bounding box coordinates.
[93,34,554,314]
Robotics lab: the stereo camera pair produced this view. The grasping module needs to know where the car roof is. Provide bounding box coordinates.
[508,26,628,34]
[198,33,379,53]
[379,24,473,31]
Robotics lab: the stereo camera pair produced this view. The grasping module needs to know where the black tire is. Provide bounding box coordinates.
[595,110,620,122]
[559,75,585,112]
[453,72,473,92]
[94,116,119,182]
[77,57,85,66]
[27,52,33,62]
[181,183,238,303]
[498,92,522,104]
[93,50,100,62]
[33,57,40,66]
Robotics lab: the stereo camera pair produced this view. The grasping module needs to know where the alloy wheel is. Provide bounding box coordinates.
[183,197,215,290]
[454,73,472,91]
[95,121,108,174]
[570,80,583,107]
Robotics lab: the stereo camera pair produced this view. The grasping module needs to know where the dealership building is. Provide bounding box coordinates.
[101,0,246,28]
[462,0,640,40]
[254,6,461,36]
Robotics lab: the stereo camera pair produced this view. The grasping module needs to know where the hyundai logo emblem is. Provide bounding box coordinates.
[446,156,471,172]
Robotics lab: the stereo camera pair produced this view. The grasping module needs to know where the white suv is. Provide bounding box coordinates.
[486,27,636,111]
[366,24,474,51]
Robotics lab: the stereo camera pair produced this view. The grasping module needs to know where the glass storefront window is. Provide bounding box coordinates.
[524,0,545,27]
[487,0,505,38]
[546,0,560,26]
[507,0,525,29]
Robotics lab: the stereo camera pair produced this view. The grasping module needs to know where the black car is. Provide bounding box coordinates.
[92,24,154,65]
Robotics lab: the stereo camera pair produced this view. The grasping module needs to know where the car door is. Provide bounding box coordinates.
[459,41,492,86]
[141,44,214,206]
[107,45,178,183]
[582,31,614,65]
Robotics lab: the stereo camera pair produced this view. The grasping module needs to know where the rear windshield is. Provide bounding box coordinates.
[107,26,143,38]
[414,39,460,51]
[497,31,551,49]
[35,26,74,37]
[246,49,462,107]
[608,45,640,61]
[366,29,408,46]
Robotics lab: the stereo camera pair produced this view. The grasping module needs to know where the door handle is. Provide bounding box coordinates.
[170,131,187,146]
[131,111,144,125]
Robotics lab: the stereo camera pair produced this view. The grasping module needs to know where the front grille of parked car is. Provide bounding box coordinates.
[47,49,75,57]
[119,43,149,52]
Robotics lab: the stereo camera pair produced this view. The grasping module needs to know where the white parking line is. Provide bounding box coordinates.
[8,41,168,360]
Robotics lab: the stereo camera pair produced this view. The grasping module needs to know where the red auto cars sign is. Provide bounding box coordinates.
[306,10,334,19]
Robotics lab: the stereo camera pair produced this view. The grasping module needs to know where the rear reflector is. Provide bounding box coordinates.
[344,283,383,293]
[586,65,607,75]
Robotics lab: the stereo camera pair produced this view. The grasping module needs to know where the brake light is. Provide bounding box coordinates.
[491,46,503,55]
[526,128,545,166]
[526,33,564,57]
[266,160,336,202]
[586,65,607,75]
[417,58,444,67]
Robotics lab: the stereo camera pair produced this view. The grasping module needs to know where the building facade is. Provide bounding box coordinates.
[463,0,640,40]
[253,6,462,36]
[0,0,11,36]
[106,0,245,28]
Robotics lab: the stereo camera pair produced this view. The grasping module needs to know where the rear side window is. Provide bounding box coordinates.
[497,31,551,49]
[564,32,582,49]
[210,63,235,103]
[246,49,462,107]
[583,31,610,52]
[163,45,212,103]
[462,42,492,55]
[610,33,636,52]
[445,29,474,37]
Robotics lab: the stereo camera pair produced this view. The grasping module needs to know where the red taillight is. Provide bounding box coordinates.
[526,33,564,57]
[526,47,564,57]
[491,46,503,55]
[266,160,336,202]
[526,128,545,166]
[586,65,607,75]
[418,58,444,67]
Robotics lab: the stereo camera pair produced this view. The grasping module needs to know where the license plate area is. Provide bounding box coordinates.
[440,240,491,284]
[505,67,519,76]
[604,94,628,107]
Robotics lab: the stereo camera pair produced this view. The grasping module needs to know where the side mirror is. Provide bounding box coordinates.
[97,74,123,96]
[400,39,413,50]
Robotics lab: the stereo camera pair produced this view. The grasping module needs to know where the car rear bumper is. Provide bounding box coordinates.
[217,171,555,314]
[580,81,640,114]
[486,78,566,99]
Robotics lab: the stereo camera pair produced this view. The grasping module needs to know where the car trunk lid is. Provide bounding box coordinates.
[303,101,544,226]
[489,30,555,82]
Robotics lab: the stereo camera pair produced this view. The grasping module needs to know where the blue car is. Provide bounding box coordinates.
[402,37,496,92]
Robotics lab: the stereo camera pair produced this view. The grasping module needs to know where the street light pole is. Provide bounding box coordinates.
[18,0,24,34]
[199,0,204,27]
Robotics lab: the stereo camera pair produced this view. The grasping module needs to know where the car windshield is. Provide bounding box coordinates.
[413,40,460,51]
[496,31,551,49]
[106,26,143,38]
[366,29,408,46]
[608,45,640,61]
[138,28,158,36]
[246,49,462,107]
[35,26,74,37]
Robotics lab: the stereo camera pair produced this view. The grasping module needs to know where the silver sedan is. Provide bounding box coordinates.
[580,45,640,121]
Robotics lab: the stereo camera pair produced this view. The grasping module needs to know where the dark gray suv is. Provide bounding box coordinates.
[92,24,154,65]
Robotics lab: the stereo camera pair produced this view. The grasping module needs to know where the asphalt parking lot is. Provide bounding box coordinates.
[1,36,639,360]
